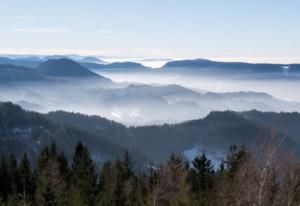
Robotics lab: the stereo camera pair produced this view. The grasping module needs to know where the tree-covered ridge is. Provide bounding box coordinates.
[241,110,300,144]
[0,102,144,165]
[1,141,300,206]
[46,110,300,163]
[1,101,300,166]
[162,58,300,74]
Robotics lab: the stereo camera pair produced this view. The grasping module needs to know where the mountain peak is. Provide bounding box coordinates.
[162,58,213,68]
[37,58,99,77]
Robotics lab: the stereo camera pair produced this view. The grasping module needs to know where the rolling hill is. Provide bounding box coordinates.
[0,57,42,68]
[163,58,300,74]
[1,100,299,166]
[0,102,145,165]
[36,58,101,77]
[0,64,47,83]
[45,109,300,163]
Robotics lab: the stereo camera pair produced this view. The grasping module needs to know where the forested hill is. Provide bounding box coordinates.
[0,102,146,165]
[46,110,300,163]
[162,58,300,73]
[1,102,300,165]
[241,110,300,144]
[2,141,300,205]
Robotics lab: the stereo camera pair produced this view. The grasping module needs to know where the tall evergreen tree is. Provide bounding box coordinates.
[1,142,297,206]
[114,151,135,206]
[188,153,215,205]
[19,153,33,205]
[35,143,67,206]
[7,154,20,202]
[215,146,249,206]
[0,156,9,203]
[189,153,215,192]
[96,161,117,206]
[71,142,96,206]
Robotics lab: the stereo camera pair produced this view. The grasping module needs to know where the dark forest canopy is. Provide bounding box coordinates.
[46,110,300,163]
[1,142,300,206]
[1,102,300,166]
[0,102,146,167]
[0,102,300,205]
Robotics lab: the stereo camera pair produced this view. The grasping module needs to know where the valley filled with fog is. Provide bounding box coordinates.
[1,56,300,171]
[1,57,300,126]
[94,69,300,102]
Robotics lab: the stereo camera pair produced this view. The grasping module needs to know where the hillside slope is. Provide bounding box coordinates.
[46,110,300,163]
[0,102,144,164]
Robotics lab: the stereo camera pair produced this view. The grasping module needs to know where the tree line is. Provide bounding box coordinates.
[1,137,300,206]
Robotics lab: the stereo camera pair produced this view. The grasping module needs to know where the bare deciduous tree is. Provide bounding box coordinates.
[233,151,259,206]
[256,128,284,206]
[276,154,300,206]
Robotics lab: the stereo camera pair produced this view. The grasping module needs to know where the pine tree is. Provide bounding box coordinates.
[0,156,9,203]
[189,153,215,192]
[121,151,133,179]
[215,146,249,206]
[96,161,117,206]
[188,153,215,205]
[225,145,247,177]
[71,142,96,206]
[19,154,33,205]
[56,153,70,206]
[57,152,69,178]
[35,143,66,206]
[7,154,20,202]
[42,184,56,206]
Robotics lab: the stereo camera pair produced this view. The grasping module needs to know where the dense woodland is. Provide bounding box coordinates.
[2,101,300,165]
[1,102,300,205]
[1,139,300,206]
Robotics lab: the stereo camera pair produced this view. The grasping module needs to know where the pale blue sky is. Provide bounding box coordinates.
[0,0,299,63]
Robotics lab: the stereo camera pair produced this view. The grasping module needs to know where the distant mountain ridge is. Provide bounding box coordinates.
[0,58,112,84]
[80,56,106,64]
[0,64,47,82]
[81,61,149,70]
[36,58,100,77]
[0,57,42,68]
[3,55,300,74]
[162,58,300,73]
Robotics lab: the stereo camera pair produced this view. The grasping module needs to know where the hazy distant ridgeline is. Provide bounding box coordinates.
[2,55,300,73]
[2,81,300,125]
[162,58,300,74]
[0,57,300,125]
[0,55,300,169]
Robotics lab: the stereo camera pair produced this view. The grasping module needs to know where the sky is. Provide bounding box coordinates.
[0,0,300,63]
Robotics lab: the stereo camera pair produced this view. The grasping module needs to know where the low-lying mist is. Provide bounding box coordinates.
[1,70,300,125]
[94,69,300,102]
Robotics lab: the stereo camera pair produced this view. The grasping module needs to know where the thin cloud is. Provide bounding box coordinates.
[15,16,37,20]
[95,29,112,34]
[11,28,67,34]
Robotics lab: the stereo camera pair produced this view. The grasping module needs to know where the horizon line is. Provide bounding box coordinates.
[1,52,300,65]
